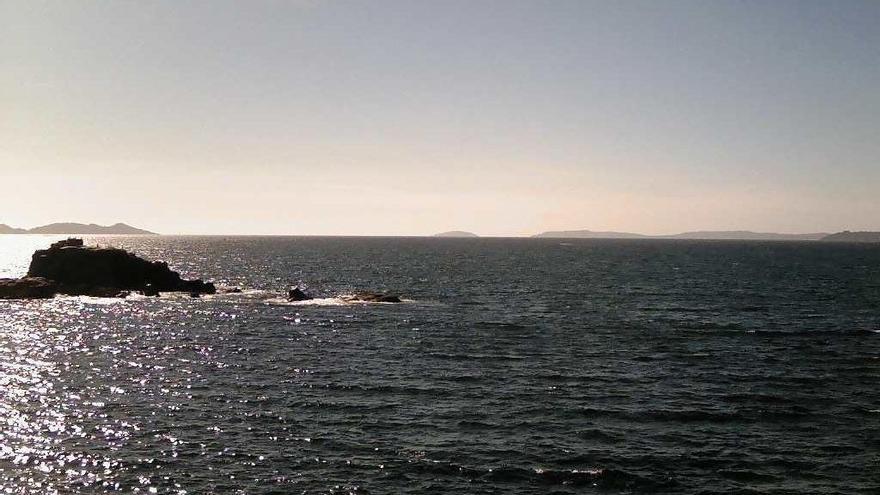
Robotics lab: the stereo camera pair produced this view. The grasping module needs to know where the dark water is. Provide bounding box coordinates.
[1,236,879,494]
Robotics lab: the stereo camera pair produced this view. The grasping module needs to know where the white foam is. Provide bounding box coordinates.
[59,295,129,305]
[264,297,349,307]
[49,289,418,307]
[263,296,415,306]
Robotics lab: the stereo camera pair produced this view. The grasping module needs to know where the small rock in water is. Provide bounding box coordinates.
[288,287,311,301]
[141,284,160,297]
[347,291,402,303]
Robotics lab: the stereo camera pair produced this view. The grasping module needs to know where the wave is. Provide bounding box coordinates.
[397,459,673,490]
[576,406,812,423]
[717,469,782,483]
[427,352,528,361]
[473,321,531,330]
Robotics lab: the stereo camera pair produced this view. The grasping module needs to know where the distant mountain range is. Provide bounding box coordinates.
[434,231,479,238]
[0,222,156,235]
[533,230,830,241]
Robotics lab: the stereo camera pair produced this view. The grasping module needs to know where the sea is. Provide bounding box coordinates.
[1,235,878,494]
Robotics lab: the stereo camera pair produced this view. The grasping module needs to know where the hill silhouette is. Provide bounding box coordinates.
[0,224,27,234]
[820,231,880,243]
[434,231,479,238]
[0,222,156,235]
[665,231,827,241]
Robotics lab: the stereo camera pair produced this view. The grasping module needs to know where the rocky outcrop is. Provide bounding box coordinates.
[0,238,215,299]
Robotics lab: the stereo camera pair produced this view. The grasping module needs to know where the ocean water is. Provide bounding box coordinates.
[1,236,878,494]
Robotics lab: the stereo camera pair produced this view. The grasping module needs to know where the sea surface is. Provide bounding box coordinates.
[1,236,878,494]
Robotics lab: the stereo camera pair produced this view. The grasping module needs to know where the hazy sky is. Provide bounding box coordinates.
[2,0,878,235]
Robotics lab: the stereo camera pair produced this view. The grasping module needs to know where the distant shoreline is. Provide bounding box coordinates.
[3,233,878,243]
[2,224,878,242]
[0,222,156,235]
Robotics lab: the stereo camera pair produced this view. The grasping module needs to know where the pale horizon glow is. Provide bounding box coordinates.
[2,0,879,236]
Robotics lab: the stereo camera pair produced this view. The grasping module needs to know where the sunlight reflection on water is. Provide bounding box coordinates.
[0,299,144,494]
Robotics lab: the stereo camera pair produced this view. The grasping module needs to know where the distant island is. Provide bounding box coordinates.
[534,229,829,241]
[820,231,880,243]
[666,231,828,241]
[434,231,479,238]
[534,230,647,239]
[0,222,156,235]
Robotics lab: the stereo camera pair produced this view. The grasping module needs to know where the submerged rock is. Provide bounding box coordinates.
[288,287,311,301]
[344,291,403,303]
[0,238,216,300]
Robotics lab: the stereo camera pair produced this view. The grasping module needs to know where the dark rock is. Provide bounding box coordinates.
[141,284,160,297]
[0,277,59,299]
[0,239,216,300]
[179,279,216,294]
[288,287,311,301]
[346,291,402,303]
[51,238,84,249]
[27,239,216,295]
[58,284,131,298]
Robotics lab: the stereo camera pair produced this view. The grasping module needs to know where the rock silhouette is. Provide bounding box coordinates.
[0,239,215,299]
[288,287,311,301]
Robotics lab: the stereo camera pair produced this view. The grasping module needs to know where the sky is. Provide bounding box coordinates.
[2,0,879,236]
